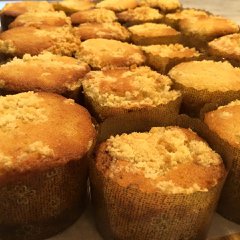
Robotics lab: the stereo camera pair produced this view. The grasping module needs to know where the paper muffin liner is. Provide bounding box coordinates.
[172,81,240,117]
[145,52,203,74]
[83,94,182,122]
[201,100,240,223]
[0,157,88,240]
[89,113,230,240]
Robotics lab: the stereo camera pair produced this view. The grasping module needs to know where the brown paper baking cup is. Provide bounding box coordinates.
[172,81,240,117]
[0,158,88,240]
[201,100,240,224]
[84,94,182,122]
[89,113,230,240]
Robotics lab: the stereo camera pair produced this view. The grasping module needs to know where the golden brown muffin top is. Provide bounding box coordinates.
[138,0,181,12]
[82,66,180,108]
[128,23,180,37]
[73,22,130,41]
[204,100,240,148]
[117,7,163,22]
[165,9,208,21]
[1,1,54,17]
[9,11,71,29]
[0,26,81,57]
[71,8,117,24]
[168,60,240,92]
[179,15,239,38]
[78,38,145,69]
[208,33,240,61]
[142,44,200,58]
[0,52,90,94]
[0,92,95,179]
[53,0,95,14]
[96,0,138,11]
[96,126,224,193]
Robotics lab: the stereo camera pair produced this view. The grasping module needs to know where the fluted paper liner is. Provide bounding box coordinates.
[84,94,182,122]
[89,113,230,240]
[201,100,240,224]
[0,158,88,240]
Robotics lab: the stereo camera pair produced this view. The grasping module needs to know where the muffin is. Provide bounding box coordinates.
[0,91,95,240]
[96,0,138,12]
[0,52,90,98]
[0,1,54,30]
[53,0,95,15]
[204,100,240,223]
[164,8,209,29]
[8,11,71,29]
[117,7,163,26]
[179,15,239,49]
[208,34,240,65]
[0,26,81,57]
[138,0,181,13]
[142,44,201,74]
[77,39,145,69]
[71,8,117,25]
[73,22,130,41]
[91,125,225,240]
[82,66,181,121]
[168,60,240,116]
[128,23,181,45]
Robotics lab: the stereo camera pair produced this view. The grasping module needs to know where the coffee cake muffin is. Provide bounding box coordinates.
[117,7,163,26]
[78,38,145,69]
[96,0,138,12]
[91,126,225,239]
[168,60,240,116]
[0,1,54,30]
[128,23,181,45]
[164,9,209,29]
[71,8,117,25]
[0,52,90,97]
[73,22,130,41]
[0,26,81,57]
[138,0,181,13]
[142,44,201,74]
[179,15,239,49]
[53,0,95,15]
[0,91,95,240]
[82,66,181,120]
[204,100,240,223]
[8,11,71,29]
[208,34,240,65]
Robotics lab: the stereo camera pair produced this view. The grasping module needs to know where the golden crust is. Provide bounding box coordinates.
[0,1,54,17]
[96,127,224,193]
[0,52,90,94]
[96,0,138,11]
[0,92,95,179]
[0,26,81,57]
[8,11,71,29]
[204,101,240,148]
[73,22,130,41]
[78,39,145,69]
[138,0,181,12]
[208,33,240,62]
[71,8,117,24]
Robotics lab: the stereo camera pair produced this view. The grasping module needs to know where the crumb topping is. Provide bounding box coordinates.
[142,44,200,58]
[0,40,16,55]
[166,9,208,21]
[117,7,163,22]
[96,0,138,11]
[218,100,240,109]
[128,23,180,37]
[102,127,221,193]
[0,92,48,132]
[82,66,180,108]
[138,0,181,12]
[71,8,117,23]
[168,60,240,92]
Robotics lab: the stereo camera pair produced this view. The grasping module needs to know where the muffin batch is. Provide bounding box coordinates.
[0,0,239,240]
